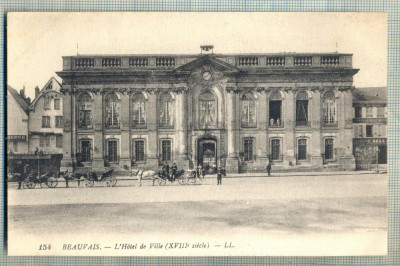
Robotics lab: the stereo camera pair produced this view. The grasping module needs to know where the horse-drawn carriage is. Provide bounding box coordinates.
[60,169,117,187]
[23,172,59,189]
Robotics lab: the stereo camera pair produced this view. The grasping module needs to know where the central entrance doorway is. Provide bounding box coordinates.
[197,137,217,174]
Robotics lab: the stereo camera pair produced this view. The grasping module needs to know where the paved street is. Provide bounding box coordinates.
[7,172,387,256]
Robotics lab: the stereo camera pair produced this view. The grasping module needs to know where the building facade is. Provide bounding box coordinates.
[353,87,387,170]
[28,77,64,172]
[7,85,30,173]
[58,49,358,173]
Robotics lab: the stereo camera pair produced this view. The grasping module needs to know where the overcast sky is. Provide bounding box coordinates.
[7,12,387,99]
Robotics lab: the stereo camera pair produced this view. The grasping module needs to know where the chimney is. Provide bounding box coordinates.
[35,86,40,97]
[26,97,31,105]
[20,86,26,98]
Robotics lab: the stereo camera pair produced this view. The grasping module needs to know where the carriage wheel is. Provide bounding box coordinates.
[110,176,117,187]
[40,182,47,188]
[46,178,58,188]
[103,178,112,187]
[158,178,166,186]
[24,181,35,189]
[177,176,187,185]
[85,180,94,187]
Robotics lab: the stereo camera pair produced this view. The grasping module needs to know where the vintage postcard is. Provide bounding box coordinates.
[6,12,387,256]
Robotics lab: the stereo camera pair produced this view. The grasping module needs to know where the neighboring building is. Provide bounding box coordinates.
[28,77,63,173]
[353,87,387,170]
[7,85,30,173]
[57,48,358,173]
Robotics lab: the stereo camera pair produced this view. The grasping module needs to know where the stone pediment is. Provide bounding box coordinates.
[173,55,240,74]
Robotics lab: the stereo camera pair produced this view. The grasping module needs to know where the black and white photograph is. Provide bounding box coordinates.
[6,12,387,256]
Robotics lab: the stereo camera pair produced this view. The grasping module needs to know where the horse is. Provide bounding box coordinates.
[130,169,157,186]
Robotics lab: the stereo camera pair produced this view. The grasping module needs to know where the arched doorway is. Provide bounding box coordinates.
[197,137,217,174]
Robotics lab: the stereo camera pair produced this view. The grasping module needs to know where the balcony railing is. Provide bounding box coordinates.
[269,120,284,128]
[63,53,353,71]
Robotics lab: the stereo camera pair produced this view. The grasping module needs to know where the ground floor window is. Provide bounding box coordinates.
[107,139,118,162]
[161,139,172,162]
[271,139,281,161]
[243,138,254,161]
[324,138,334,160]
[81,140,92,162]
[133,139,145,162]
[297,139,307,160]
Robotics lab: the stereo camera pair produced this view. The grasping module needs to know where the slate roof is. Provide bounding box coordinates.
[7,85,29,114]
[353,87,386,103]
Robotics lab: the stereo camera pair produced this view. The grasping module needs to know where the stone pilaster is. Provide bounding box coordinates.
[311,89,323,169]
[146,91,158,169]
[225,89,239,173]
[256,90,268,166]
[284,90,296,165]
[119,90,131,170]
[60,89,73,171]
[92,91,104,170]
[176,91,189,169]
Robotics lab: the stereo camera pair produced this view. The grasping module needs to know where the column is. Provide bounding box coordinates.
[310,89,323,168]
[60,89,73,171]
[256,90,268,167]
[339,89,356,170]
[177,91,189,169]
[92,91,104,170]
[225,89,239,173]
[146,91,158,169]
[120,91,131,169]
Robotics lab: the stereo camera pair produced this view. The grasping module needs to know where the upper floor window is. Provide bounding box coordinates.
[377,107,385,118]
[241,92,257,127]
[366,107,373,118]
[40,135,50,147]
[322,91,337,125]
[42,116,50,128]
[132,93,146,127]
[355,107,362,118]
[199,91,216,127]
[354,125,363,138]
[159,93,174,127]
[296,91,309,126]
[269,91,283,127]
[56,135,63,148]
[366,125,373,137]
[44,98,51,110]
[78,93,93,128]
[55,116,63,128]
[54,99,61,110]
[105,93,120,128]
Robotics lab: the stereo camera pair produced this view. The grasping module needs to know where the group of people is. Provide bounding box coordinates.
[161,162,178,181]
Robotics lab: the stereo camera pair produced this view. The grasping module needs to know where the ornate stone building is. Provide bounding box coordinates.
[57,48,358,173]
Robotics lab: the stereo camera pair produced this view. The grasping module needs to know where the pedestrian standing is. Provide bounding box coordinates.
[171,163,177,182]
[266,161,272,176]
[217,167,222,185]
[165,162,170,181]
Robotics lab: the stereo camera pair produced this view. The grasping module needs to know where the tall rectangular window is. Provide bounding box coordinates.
[42,116,50,128]
[134,139,145,162]
[354,125,363,138]
[325,138,334,160]
[366,107,373,118]
[107,140,118,162]
[377,107,385,118]
[54,99,61,110]
[296,100,309,125]
[161,140,172,162]
[269,101,282,126]
[243,138,254,161]
[297,139,307,160]
[366,125,373,137]
[56,135,63,148]
[55,116,63,128]
[271,139,281,161]
[355,107,362,118]
[13,142,18,152]
[44,98,51,110]
[40,136,50,147]
[81,140,92,162]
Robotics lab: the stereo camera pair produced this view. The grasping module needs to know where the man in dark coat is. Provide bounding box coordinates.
[163,162,170,180]
[171,163,177,182]
[266,161,272,176]
[217,167,223,185]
